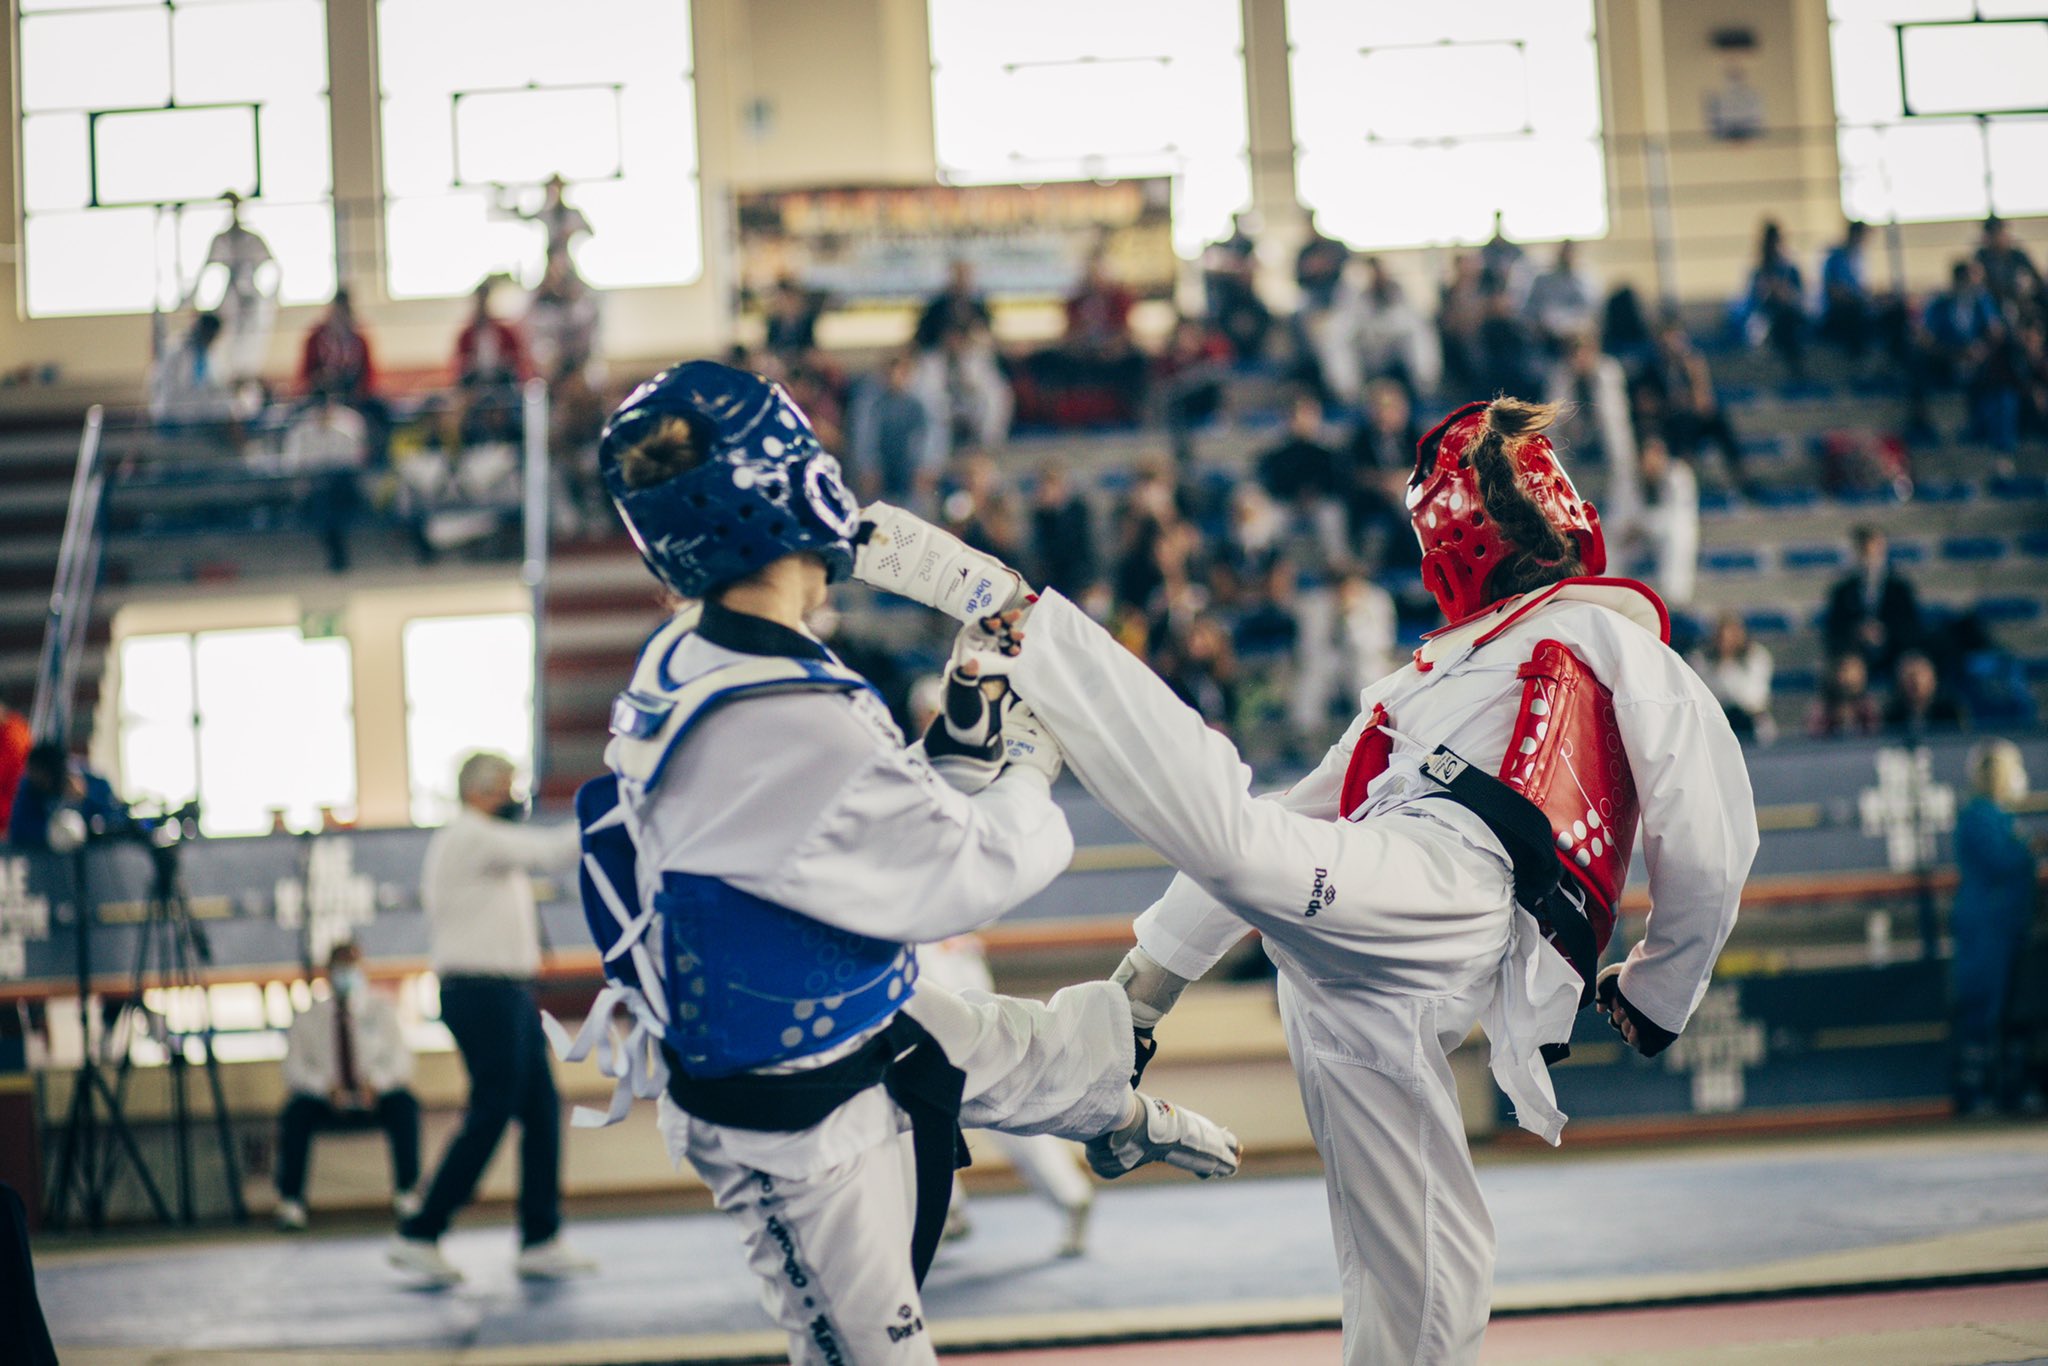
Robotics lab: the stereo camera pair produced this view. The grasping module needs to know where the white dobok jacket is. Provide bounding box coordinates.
[1132,579,1760,1141]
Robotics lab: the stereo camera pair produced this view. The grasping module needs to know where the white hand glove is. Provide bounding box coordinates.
[854,502,1031,623]
[1110,946,1192,1085]
[1085,1093,1241,1181]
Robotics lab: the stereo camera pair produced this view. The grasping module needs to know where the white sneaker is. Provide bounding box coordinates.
[386,1235,463,1286]
[274,1199,308,1232]
[1085,1093,1241,1181]
[514,1238,597,1280]
[1057,1199,1091,1259]
[392,1188,423,1220]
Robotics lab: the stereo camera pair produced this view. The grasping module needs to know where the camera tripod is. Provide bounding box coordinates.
[45,839,245,1228]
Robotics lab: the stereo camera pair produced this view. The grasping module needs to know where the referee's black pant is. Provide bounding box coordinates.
[400,976,561,1247]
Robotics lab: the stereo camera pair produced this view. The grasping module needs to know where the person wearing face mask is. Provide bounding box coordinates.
[390,752,586,1284]
[275,941,420,1231]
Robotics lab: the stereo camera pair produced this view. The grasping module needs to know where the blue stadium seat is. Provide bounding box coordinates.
[1698,488,1737,515]
[1782,544,1846,571]
[2022,530,2048,558]
[1775,667,1819,695]
[1975,596,2041,623]
[1716,384,1759,405]
[2025,657,2048,684]
[1888,541,1928,565]
[1751,486,1819,509]
[1778,379,1833,401]
[1989,474,2048,501]
[1738,434,1785,460]
[1912,479,1976,503]
[1742,608,1794,635]
[1702,548,1763,574]
[1940,535,2006,563]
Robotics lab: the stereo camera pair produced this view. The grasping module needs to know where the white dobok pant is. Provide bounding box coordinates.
[1014,593,1518,1366]
[659,978,1133,1366]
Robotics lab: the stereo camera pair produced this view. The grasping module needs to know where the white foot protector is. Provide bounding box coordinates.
[854,502,1030,623]
[1085,1093,1241,1181]
[386,1235,463,1286]
[514,1237,598,1280]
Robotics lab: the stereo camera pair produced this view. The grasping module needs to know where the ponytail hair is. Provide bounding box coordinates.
[1467,396,1582,599]
[614,415,705,490]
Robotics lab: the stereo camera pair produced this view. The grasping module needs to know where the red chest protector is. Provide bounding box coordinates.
[1340,639,1639,961]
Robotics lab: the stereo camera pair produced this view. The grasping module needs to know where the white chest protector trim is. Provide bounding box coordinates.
[603,612,874,792]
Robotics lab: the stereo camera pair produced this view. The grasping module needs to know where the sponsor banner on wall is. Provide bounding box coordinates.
[733,178,1177,308]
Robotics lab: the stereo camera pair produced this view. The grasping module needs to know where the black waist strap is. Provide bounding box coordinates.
[662,1013,970,1286]
[1417,746,1603,1048]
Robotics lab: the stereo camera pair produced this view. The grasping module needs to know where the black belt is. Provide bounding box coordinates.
[662,1013,970,1286]
[1417,746,1604,1059]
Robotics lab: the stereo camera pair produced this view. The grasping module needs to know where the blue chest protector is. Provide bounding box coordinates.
[544,612,921,1125]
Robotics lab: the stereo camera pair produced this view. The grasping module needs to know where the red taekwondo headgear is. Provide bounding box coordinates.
[1406,399,1606,622]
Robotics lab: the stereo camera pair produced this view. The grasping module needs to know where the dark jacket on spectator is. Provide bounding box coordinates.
[1032,498,1096,598]
[1823,570,1922,671]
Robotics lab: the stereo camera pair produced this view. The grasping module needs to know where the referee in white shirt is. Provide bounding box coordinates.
[388,752,588,1284]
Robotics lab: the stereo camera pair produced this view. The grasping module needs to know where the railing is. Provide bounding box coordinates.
[29,405,107,745]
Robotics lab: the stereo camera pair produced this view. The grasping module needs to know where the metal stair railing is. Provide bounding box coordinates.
[29,405,109,744]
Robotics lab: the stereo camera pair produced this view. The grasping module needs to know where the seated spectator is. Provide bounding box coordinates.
[1160,615,1240,731]
[1818,220,1874,358]
[1327,257,1441,407]
[1950,738,2040,1115]
[1155,316,1232,463]
[1975,216,2042,306]
[1639,318,1745,489]
[1883,650,1965,737]
[149,311,240,439]
[449,278,529,449]
[1029,459,1096,598]
[1823,523,1922,674]
[281,393,372,572]
[846,353,931,505]
[275,941,420,1231]
[1201,213,1270,362]
[1336,570,1397,695]
[911,260,1011,467]
[7,743,124,849]
[1808,652,1882,738]
[1257,392,1344,505]
[1524,239,1598,354]
[762,276,823,361]
[1547,331,1639,526]
[1349,377,1419,472]
[1045,251,1145,420]
[300,288,376,404]
[1628,435,1699,609]
[1601,282,1657,376]
[1294,214,1350,312]
[1691,612,1775,743]
[1471,285,1544,402]
[1738,219,1807,378]
[1966,313,2028,454]
[941,451,1025,564]
[1437,252,1489,395]
[1919,260,2000,387]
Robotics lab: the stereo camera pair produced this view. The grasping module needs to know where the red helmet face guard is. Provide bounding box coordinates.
[1407,400,1606,621]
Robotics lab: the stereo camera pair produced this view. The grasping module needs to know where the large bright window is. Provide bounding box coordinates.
[927,0,1251,256]
[118,628,356,837]
[1830,1,2048,223]
[403,614,535,825]
[1286,0,1608,249]
[376,0,701,297]
[16,0,335,317]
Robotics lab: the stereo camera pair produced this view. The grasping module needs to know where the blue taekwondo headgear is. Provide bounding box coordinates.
[598,361,861,599]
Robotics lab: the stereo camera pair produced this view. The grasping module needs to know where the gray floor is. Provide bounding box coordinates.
[40,1134,2048,1353]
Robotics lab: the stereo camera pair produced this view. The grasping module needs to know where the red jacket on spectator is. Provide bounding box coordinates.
[454,318,529,386]
[301,320,376,398]
[0,708,30,838]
